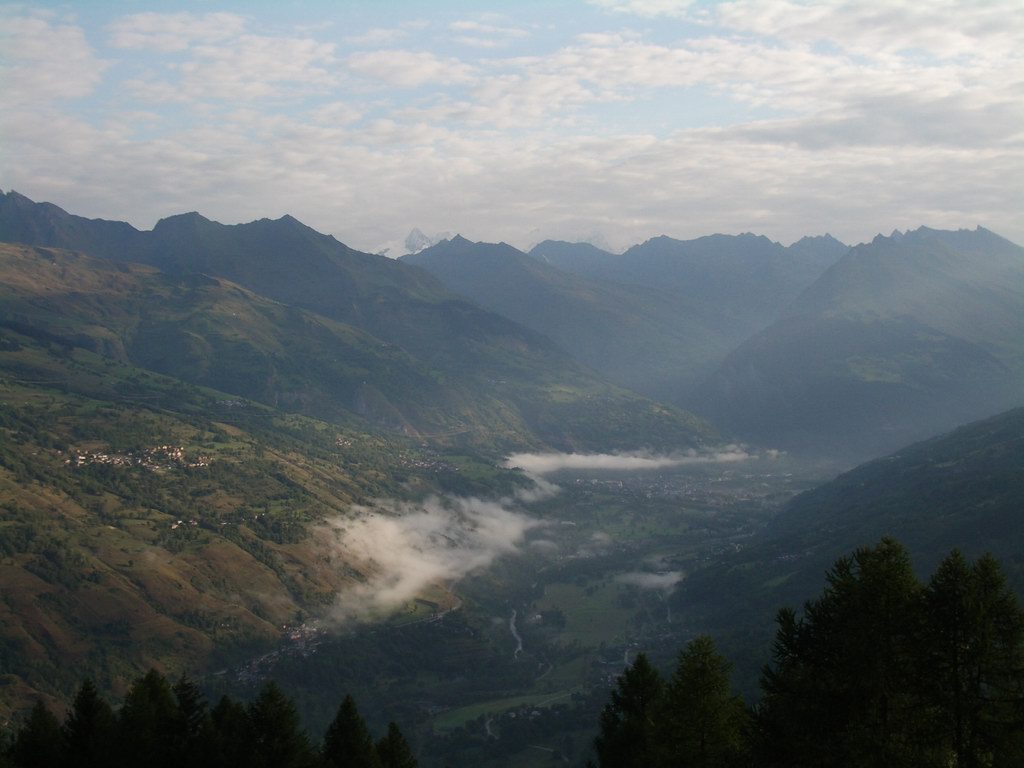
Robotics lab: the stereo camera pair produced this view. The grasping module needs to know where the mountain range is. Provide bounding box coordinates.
[405,236,718,399]
[697,226,1024,457]
[0,191,709,453]
[4,190,1023,460]
[3,190,1024,731]
[406,233,845,401]
[404,223,1024,459]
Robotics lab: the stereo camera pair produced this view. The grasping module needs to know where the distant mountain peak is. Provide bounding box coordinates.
[404,227,432,253]
[787,233,849,262]
[792,233,844,246]
[399,227,454,255]
[153,211,209,230]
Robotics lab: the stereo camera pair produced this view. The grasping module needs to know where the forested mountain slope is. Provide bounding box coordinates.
[672,406,1024,693]
[0,193,711,452]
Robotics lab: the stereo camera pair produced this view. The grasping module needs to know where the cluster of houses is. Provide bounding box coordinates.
[230,621,325,685]
[64,444,211,471]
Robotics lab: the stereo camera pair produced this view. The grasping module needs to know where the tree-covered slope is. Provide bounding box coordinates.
[767,405,1024,577]
[603,540,1024,768]
[671,407,1024,694]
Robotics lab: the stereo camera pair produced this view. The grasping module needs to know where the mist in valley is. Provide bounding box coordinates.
[323,446,782,624]
[505,446,771,475]
[323,495,545,624]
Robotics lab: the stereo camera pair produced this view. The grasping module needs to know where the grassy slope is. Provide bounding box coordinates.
[0,327,464,717]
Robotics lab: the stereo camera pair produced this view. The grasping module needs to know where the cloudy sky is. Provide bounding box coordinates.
[2,0,1021,253]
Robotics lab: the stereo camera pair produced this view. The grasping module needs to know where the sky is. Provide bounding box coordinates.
[2,0,1022,254]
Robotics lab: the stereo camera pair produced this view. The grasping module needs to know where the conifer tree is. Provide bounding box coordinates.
[62,679,115,768]
[10,701,65,768]
[376,721,417,768]
[116,668,180,768]
[248,681,317,768]
[209,694,257,767]
[758,538,924,766]
[323,694,383,768]
[593,652,663,768]
[923,551,1024,766]
[172,673,212,763]
[173,673,209,740]
[654,635,749,767]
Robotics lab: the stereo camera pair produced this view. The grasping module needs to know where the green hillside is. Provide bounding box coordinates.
[0,322,459,717]
[0,243,466,437]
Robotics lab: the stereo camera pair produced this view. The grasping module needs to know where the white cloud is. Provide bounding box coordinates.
[504,447,757,475]
[591,0,1024,61]
[2,3,1021,253]
[344,27,409,46]
[714,0,1024,60]
[6,83,1022,254]
[451,19,527,36]
[175,35,339,100]
[323,495,542,624]
[450,18,529,48]
[108,11,247,52]
[473,30,1017,135]
[346,49,477,87]
[617,571,683,590]
[588,0,696,17]
[119,34,339,103]
[0,12,108,106]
